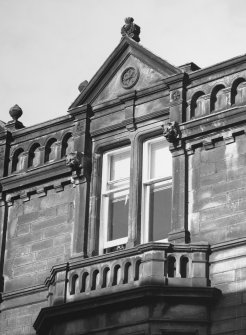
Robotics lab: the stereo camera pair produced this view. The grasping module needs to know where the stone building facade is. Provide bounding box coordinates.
[1,19,246,335]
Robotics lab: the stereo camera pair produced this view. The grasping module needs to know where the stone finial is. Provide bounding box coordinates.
[6,104,24,130]
[78,80,88,93]
[121,17,140,42]
[9,104,23,121]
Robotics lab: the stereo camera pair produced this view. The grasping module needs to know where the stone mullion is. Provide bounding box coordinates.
[73,180,89,257]
[8,154,13,175]
[0,194,8,293]
[127,133,140,248]
[88,153,101,256]
[222,87,231,108]
[38,146,45,165]
[68,104,92,258]
[202,94,211,115]
[22,151,29,171]
[0,133,10,178]
[165,73,188,123]
[168,144,189,243]
[55,141,62,161]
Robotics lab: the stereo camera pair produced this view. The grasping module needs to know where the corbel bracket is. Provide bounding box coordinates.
[162,121,181,143]
[66,151,91,185]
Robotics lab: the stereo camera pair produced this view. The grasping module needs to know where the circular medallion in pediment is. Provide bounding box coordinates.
[121,67,139,89]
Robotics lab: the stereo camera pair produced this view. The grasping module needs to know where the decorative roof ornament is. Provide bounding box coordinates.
[78,80,88,93]
[9,104,23,121]
[121,17,140,42]
[6,104,25,130]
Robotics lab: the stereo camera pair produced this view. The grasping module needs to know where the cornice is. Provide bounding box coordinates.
[33,284,220,334]
[10,114,74,141]
[0,159,71,192]
[211,236,246,252]
[90,108,169,138]
[180,105,246,141]
[189,53,246,82]
[2,284,46,301]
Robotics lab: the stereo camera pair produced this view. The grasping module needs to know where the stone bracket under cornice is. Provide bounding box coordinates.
[185,128,245,155]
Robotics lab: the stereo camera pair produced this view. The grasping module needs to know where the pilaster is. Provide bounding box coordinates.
[165,73,188,123]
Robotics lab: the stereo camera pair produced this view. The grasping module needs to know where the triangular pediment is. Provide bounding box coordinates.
[69,37,181,109]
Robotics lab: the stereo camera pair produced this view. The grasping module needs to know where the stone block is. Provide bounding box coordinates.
[228,188,246,202]
[9,231,42,247]
[199,162,215,177]
[212,178,246,195]
[53,233,71,246]
[200,204,233,223]
[227,166,246,181]
[236,267,246,281]
[211,316,246,334]
[35,245,65,261]
[5,273,37,292]
[207,212,246,231]
[44,222,72,238]
[211,245,246,262]
[13,253,35,267]
[228,221,246,239]
[46,255,66,271]
[31,215,67,232]
[2,292,47,311]
[200,145,225,163]
[216,279,246,294]
[13,260,47,277]
[18,212,39,225]
[211,257,246,274]
[194,229,228,244]
[31,239,53,252]
[5,245,30,260]
[56,203,70,216]
[211,270,235,284]
[39,206,56,218]
[17,223,30,236]
[193,193,227,211]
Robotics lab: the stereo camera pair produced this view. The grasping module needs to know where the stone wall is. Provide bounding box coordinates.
[210,244,246,335]
[0,184,75,335]
[189,131,246,243]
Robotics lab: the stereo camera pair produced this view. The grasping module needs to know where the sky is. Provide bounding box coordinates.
[1,0,246,127]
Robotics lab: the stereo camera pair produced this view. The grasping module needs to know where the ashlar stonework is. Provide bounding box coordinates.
[1,18,246,335]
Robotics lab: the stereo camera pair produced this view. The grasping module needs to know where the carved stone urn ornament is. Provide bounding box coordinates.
[162,121,181,143]
[121,17,140,42]
[7,104,25,130]
[121,67,139,89]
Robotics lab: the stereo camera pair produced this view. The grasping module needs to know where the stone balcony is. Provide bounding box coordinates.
[46,242,210,306]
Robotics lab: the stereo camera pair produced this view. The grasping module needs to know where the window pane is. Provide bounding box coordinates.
[149,184,172,241]
[150,141,172,179]
[107,193,129,241]
[110,150,130,181]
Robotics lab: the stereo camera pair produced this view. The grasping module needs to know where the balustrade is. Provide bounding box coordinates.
[46,243,210,306]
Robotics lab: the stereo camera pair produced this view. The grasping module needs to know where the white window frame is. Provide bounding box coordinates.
[141,136,172,243]
[100,146,130,252]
